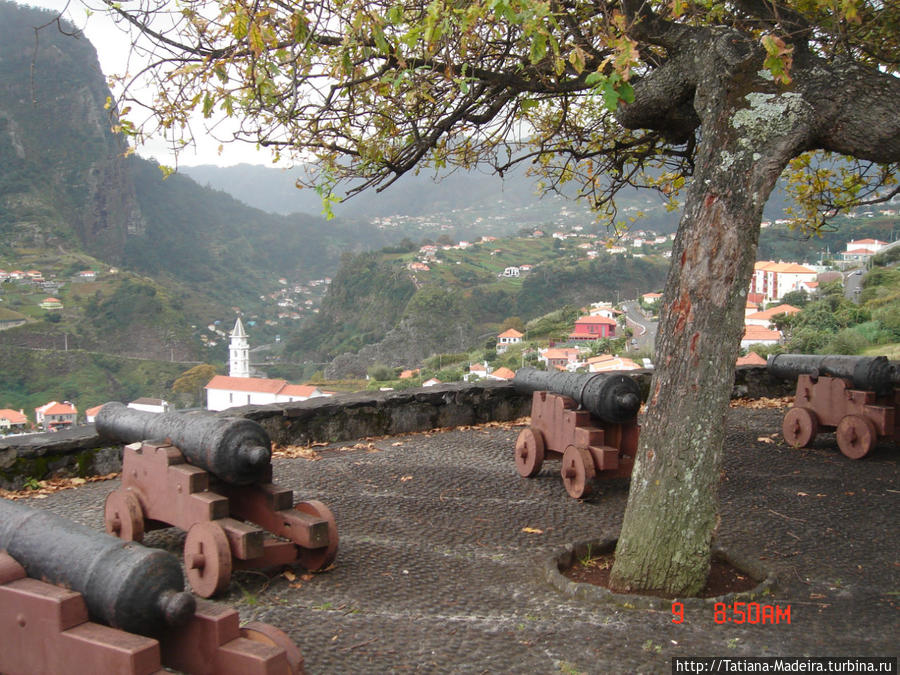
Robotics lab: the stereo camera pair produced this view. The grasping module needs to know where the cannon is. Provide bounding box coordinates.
[97,402,338,597]
[96,402,271,485]
[0,500,304,675]
[512,368,642,498]
[768,354,899,459]
[0,497,194,636]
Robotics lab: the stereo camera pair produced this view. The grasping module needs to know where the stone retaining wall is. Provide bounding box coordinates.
[0,366,789,490]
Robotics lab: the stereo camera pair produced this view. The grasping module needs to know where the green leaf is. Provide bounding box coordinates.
[386,4,404,24]
[530,35,547,64]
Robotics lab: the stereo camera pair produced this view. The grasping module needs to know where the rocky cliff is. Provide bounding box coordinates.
[0,2,142,261]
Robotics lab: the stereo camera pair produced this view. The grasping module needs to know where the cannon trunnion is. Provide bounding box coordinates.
[768,354,899,459]
[512,368,641,498]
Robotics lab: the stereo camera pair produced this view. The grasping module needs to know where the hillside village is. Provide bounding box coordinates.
[3,231,893,434]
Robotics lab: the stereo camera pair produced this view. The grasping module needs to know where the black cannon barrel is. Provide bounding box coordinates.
[767,354,900,396]
[0,499,194,636]
[513,367,641,423]
[95,402,271,485]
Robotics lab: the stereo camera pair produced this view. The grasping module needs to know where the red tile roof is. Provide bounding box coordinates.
[206,375,287,394]
[36,401,77,416]
[746,304,801,321]
[742,325,781,341]
[0,408,27,424]
[575,315,617,325]
[279,384,320,398]
[736,352,767,366]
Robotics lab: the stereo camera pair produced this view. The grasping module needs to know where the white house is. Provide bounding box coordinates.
[206,318,331,410]
[842,238,888,263]
[539,347,584,371]
[206,376,330,411]
[749,262,818,302]
[740,325,781,349]
[587,355,642,372]
[496,328,523,353]
[589,302,619,320]
[744,304,800,328]
[34,401,77,431]
[502,266,520,277]
[465,362,489,381]
[127,398,169,413]
[0,409,28,433]
[486,367,516,381]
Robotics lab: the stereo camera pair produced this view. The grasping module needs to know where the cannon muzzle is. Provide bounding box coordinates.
[767,354,900,396]
[95,402,271,485]
[513,367,641,423]
[0,499,194,636]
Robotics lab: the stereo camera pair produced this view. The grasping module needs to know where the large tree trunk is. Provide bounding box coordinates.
[608,58,813,594]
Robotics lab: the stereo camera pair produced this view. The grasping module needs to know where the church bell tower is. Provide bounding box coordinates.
[229,318,250,378]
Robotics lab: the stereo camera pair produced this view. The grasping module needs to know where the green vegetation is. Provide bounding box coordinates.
[285,235,668,363]
[757,218,899,265]
[0,344,191,417]
[751,265,900,359]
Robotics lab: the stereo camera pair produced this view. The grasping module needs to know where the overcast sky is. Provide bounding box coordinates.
[24,0,272,167]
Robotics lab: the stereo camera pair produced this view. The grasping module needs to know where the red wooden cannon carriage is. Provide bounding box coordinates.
[97,403,338,597]
[513,368,641,498]
[0,499,304,675]
[769,354,899,459]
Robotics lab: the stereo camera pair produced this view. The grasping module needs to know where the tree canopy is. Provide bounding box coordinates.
[83,0,900,595]
[103,0,897,224]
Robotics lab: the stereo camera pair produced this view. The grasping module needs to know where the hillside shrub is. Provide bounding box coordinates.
[822,328,871,355]
[368,364,396,381]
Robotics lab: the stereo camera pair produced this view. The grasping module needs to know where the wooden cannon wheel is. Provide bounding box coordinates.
[515,426,546,478]
[836,415,878,460]
[561,445,595,499]
[781,407,820,449]
[103,490,145,543]
[293,500,339,572]
[184,521,233,597]
[240,622,305,675]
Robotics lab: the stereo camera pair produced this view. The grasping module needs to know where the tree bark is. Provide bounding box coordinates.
[608,39,817,595]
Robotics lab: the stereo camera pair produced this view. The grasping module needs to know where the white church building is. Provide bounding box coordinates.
[205,318,331,411]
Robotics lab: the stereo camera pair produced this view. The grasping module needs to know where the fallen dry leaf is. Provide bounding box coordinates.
[757,436,776,444]
[272,444,322,460]
[521,527,543,534]
[731,396,793,409]
[0,473,119,500]
[283,570,297,582]
[400,475,413,482]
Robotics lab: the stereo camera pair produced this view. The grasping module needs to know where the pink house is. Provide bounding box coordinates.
[540,347,582,370]
[568,314,617,340]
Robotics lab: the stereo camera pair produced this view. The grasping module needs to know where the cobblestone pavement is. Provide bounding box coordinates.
[12,407,899,674]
